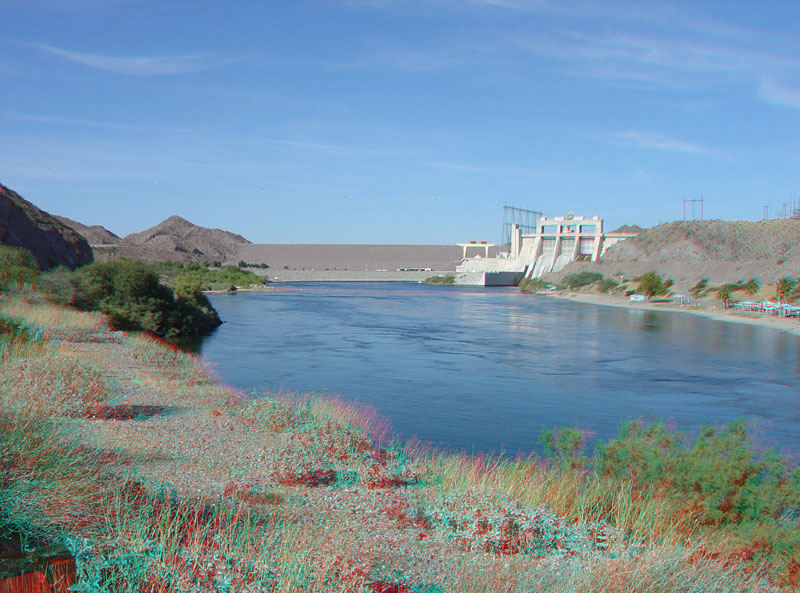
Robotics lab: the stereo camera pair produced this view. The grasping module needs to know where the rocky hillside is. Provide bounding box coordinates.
[602,219,800,262]
[556,219,800,283]
[608,224,645,234]
[0,183,93,270]
[54,215,121,246]
[111,215,252,263]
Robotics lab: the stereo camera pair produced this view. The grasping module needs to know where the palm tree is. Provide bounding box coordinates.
[717,285,732,309]
[777,277,797,303]
[744,277,760,297]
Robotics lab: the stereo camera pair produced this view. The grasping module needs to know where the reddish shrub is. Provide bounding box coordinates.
[279,468,336,487]
[86,405,166,421]
[381,499,431,530]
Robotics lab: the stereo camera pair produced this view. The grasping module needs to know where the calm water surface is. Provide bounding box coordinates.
[201,283,800,456]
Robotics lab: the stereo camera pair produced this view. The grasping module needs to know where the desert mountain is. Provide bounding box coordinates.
[556,218,800,284]
[601,219,800,262]
[113,215,252,263]
[0,183,93,270]
[54,215,121,246]
[609,224,645,234]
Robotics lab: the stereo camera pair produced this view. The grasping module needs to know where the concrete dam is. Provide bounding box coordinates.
[455,215,637,286]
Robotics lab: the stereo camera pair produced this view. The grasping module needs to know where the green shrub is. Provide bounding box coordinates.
[49,259,222,337]
[598,277,619,293]
[539,427,591,468]
[423,275,454,285]
[0,313,45,347]
[518,277,549,292]
[596,419,800,526]
[690,278,709,297]
[37,266,78,305]
[0,246,39,291]
[562,271,603,289]
[636,271,667,298]
[154,262,267,292]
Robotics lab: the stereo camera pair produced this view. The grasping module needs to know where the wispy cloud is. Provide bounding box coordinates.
[269,138,404,159]
[602,130,717,157]
[33,43,229,76]
[423,160,492,173]
[759,78,800,110]
[420,159,550,178]
[337,0,800,99]
[515,29,794,91]
[1,110,150,132]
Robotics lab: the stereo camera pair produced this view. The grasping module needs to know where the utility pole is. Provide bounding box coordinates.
[683,197,704,221]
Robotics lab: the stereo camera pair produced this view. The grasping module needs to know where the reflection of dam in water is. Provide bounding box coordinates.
[455,215,637,285]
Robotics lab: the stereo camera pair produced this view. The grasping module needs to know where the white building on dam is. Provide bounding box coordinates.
[455,215,637,286]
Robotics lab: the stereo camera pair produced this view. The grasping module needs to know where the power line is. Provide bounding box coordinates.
[682,196,704,221]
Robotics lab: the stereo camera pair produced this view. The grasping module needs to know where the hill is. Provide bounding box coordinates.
[608,224,645,234]
[100,215,252,263]
[54,215,121,246]
[556,219,800,283]
[602,219,800,262]
[0,183,93,270]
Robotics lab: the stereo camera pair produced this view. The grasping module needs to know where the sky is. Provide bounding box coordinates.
[1,0,799,244]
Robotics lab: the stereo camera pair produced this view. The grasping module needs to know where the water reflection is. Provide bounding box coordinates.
[200,283,800,456]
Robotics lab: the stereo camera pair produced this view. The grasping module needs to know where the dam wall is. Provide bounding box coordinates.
[455,215,638,285]
[237,244,467,273]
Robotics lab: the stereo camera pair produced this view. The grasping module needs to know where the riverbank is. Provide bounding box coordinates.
[544,291,800,337]
[250,269,450,282]
[1,295,797,592]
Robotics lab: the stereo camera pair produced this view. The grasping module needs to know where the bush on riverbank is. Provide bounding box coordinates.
[563,271,603,289]
[518,277,551,291]
[423,275,455,285]
[636,271,672,298]
[0,246,39,291]
[150,260,267,291]
[598,277,620,293]
[37,259,222,337]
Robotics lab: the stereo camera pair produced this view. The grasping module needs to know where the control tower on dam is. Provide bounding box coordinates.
[454,215,637,286]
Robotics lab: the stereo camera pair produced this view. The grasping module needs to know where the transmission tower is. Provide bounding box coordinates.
[501,204,542,251]
[682,197,704,221]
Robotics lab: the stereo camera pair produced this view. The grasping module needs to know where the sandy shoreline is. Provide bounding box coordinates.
[545,291,800,337]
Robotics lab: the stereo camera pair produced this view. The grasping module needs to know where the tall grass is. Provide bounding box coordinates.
[0,295,108,332]
[1,297,796,591]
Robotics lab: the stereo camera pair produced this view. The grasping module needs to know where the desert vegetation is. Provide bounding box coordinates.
[518,277,551,292]
[0,246,39,291]
[519,270,676,300]
[1,290,798,592]
[423,275,455,285]
[1,247,222,338]
[150,260,268,292]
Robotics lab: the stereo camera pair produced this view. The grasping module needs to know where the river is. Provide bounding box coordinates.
[200,283,800,457]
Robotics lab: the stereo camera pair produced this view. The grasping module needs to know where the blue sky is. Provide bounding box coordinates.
[2,0,799,243]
